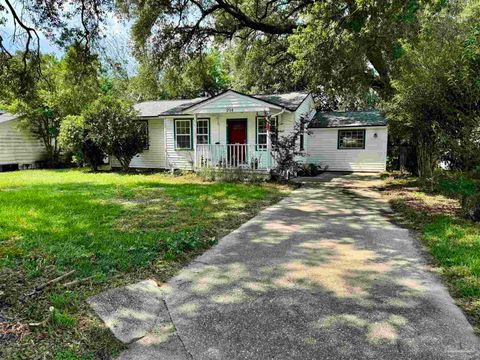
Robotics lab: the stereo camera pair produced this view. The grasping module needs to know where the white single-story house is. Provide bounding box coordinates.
[0,112,46,171]
[112,90,388,172]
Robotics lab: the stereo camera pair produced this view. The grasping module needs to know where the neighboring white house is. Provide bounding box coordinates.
[0,112,47,171]
[111,89,388,172]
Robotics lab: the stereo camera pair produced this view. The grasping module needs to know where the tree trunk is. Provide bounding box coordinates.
[399,145,408,174]
[117,156,131,172]
[416,140,436,189]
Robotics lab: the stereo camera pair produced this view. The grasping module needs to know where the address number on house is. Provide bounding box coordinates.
[225,107,234,112]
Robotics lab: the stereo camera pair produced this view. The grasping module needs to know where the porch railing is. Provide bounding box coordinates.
[195,144,275,171]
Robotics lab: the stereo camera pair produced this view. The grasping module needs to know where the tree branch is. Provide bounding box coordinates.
[4,0,41,71]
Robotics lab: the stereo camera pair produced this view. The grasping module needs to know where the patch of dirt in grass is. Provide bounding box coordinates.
[382,178,461,220]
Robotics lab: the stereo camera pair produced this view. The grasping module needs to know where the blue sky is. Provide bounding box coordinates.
[1,3,135,71]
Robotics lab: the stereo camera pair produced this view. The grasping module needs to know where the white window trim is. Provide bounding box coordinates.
[174,119,193,150]
[196,118,210,145]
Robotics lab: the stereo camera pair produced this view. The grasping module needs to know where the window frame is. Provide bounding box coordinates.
[337,129,366,150]
[174,118,193,150]
[256,116,278,151]
[139,120,149,150]
[196,118,210,145]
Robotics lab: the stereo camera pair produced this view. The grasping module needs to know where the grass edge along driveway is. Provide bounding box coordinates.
[0,169,291,360]
[381,175,480,335]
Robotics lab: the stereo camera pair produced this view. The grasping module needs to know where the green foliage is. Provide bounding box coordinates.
[159,50,229,98]
[1,44,102,165]
[271,113,311,181]
[51,309,77,329]
[58,115,87,165]
[383,1,480,178]
[198,167,267,183]
[288,1,437,101]
[163,229,201,260]
[462,193,480,222]
[58,115,105,170]
[223,36,301,94]
[423,216,480,297]
[54,348,83,360]
[83,97,145,171]
[437,176,477,200]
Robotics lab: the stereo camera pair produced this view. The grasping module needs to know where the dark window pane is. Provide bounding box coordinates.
[258,134,267,149]
[197,135,208,145]
[177,135,191,149]
[176,120,191,135]
[257,118,267,134]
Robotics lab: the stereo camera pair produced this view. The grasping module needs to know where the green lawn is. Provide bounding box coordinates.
[383,175,480,333]
[0,169,290,359]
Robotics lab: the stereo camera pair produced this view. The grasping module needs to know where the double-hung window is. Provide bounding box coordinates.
[174,119,193,150]
[196,118,210,145]
[338,129,365,149]
[256,116,278,150]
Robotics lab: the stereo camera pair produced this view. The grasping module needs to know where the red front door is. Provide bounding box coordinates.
[227,119,247,165]
[228,119,247,145]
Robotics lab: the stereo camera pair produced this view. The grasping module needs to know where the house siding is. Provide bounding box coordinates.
[188,92,279,114]
[307,127,388,172]
[295,94,315,152]
[111,118,166,169]
[165,118,195,170]
[0,119,46,166]
[295,94,315,121]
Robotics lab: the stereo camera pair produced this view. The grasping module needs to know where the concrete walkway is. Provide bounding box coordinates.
[116,173,480,359]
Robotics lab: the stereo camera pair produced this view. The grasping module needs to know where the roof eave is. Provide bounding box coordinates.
[182,89,291,114]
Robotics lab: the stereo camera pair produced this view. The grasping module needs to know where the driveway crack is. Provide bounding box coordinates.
[162,298,194,359]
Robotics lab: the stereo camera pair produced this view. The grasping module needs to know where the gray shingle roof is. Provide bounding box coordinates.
[0,112,17,124]
[134,98,206,117]
[133,91,310,117]
[255,92,310,111]
[309,111,387,128]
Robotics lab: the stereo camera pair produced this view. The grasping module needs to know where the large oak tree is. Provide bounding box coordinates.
[1,0,444,99]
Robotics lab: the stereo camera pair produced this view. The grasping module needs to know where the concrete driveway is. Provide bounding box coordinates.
[118,173,480,359]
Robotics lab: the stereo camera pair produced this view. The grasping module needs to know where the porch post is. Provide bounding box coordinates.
[266,110,271,172]
[193,113,197,170]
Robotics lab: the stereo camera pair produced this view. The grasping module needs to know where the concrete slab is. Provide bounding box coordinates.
[87,279,167,344]
[116,174,480,359]
[117,322,191,360]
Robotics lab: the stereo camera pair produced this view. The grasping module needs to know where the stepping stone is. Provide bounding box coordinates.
[87,279,168,344]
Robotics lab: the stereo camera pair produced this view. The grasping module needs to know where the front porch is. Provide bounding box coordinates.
[195,144,276,171]
[180,90,286,171]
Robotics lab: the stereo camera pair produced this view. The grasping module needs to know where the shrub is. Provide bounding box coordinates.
[197,167,267,183]
[58,115,105,170]
[271,113,311,181]
[83,97,147,172]
[298,163,323,177]
[433,173,479,221]
[462,193,480,222]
